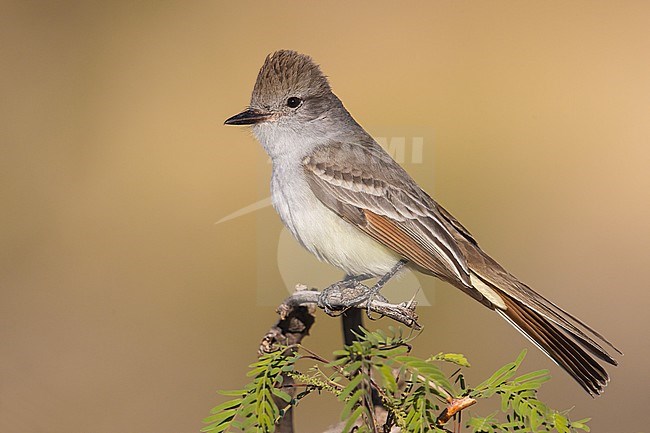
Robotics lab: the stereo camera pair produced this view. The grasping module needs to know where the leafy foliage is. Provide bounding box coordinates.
[204,327,592,433]
[466,350,590,433]
[202,350,298,433]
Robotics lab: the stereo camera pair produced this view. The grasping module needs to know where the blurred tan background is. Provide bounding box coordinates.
[1,1,649,432]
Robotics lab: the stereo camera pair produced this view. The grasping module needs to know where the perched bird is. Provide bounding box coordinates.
[225,50,620,395]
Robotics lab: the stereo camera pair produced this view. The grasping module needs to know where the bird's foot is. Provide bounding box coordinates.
[317,277,378,315]
[349,259,408,318]
[317,262,406,317]
[317,280,348,315]
[343,284,390,320]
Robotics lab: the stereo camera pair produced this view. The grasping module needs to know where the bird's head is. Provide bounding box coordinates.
[225,50,338,128]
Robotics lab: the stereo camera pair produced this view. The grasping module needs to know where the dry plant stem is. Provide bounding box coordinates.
[436,396,477,427]
[259,302,317,433]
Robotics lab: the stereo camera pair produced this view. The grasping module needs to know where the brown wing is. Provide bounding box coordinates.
[303,140,620,395]
[303,141,471,287]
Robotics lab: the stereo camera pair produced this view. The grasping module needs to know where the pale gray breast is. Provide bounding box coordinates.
[270,164,322,248]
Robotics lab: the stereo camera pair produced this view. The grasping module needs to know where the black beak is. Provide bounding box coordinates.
[224,108,272,125]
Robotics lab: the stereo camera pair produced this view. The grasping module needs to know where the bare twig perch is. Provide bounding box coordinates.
[279,283,421,331]
[260,302,316,355]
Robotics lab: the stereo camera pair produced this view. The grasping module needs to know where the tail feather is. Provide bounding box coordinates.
[509,279,621,359]
[498,294,612,396]
[468,254,621,363]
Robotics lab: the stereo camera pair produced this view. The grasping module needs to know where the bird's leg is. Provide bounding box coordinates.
[370,259,408,295]
[318,273,374,314]
[344,259,409,309]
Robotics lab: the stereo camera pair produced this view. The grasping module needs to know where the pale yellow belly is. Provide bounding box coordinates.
[297,205,402,276]
[272,178,401,276]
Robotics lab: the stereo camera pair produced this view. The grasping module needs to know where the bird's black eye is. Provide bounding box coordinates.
[286,97,302,108]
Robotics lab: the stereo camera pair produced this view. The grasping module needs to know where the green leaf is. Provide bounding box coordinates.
[341,389,364,420]
[217,389,247,397]
[512,394,526,417]
[509,381,546,394]
[329,356,350,367]
[500,392,511,413]
[339,374,364,402]
[394,355,418,364]
[571,417,591,432]
[203,407,238,424]
[399,357,455,394]
[200,420,232,433]
[430,352,471,367]
[530,408,543,432]
[473,350,527,393]
[280,364,295,372]
[554,412,570,433]
[375,345,409,359]
[240,391,256,407]
[271,388,292,403]
[513,369,550,384]
[341,405,364,433]
[208,397,243,414]
[467,413,497,433]
[375,364,398,394]
[258,411,272,430]
[246,366,267,378]
[513,349,527,367]
[344,360,363,374]
[478,362,516,390]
